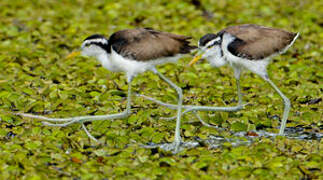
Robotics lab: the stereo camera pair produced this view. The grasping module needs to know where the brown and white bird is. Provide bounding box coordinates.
[189,24,299,135]
[18,28,196,153]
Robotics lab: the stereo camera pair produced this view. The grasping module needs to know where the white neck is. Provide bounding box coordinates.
[95,52,115,71]
[203,46,227,67]
[221,33,235,50]
[96,53,108,64]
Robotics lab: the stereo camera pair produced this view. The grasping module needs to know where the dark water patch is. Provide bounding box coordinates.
[5,131,16,140]
[195,135,253,149]
[234,127,322,141]
[142,136,252,152]
[299,97,321,105]
[142,141,199,153]
[142,126,322,153]
[283,127,322,140]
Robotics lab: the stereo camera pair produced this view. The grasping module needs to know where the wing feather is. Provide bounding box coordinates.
[108,28,196,61]
[224,24,297,60]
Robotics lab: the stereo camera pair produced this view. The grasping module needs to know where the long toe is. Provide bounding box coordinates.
[142,140,199,153]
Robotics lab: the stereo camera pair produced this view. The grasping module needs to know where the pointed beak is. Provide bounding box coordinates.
[188,50,204,66]
[66,51,81,59]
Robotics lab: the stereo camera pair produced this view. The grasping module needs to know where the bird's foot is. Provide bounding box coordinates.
[239,102,250,109]
[159,116,176,121]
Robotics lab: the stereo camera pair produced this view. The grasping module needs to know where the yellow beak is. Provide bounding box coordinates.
[188,52,204,66]
[66,51,81,59]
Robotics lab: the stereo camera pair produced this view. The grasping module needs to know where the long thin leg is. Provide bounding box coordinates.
[264,77,290,135]
[233,66,243,106]
[236,78,243,106]
[82,123,99,142]
[152,68,182,153]
[137,67,244,138]
[16,79,133,126]
[136,67,244,118]
[137,94,244,119]
[125,77,132,114]
[193,111,225,131]
[137,76,245,131]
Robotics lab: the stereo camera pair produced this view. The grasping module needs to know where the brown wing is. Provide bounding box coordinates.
[223,24,298,60]
[108,28,196,61]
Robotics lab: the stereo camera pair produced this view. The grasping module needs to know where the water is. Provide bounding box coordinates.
[143,126,322,152]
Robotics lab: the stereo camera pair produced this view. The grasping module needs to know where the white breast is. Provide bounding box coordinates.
[204,46,227,67]
[96,53,118,72]
[109,49,183,78]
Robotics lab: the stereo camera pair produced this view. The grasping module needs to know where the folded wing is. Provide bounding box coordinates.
[223,24,297,60]
[108,28,196,61]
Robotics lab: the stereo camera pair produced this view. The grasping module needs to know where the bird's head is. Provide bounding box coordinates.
[66,34,109,59]
[189,33,225,67]
[80,34,109,57]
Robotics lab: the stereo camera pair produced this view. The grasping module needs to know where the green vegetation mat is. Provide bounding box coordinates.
[0,0,322,179]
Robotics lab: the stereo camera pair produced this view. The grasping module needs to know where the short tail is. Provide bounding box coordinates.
[180,38,198,54]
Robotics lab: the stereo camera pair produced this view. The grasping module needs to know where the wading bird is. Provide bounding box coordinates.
[18,28,196,152]
[189,24,299,135]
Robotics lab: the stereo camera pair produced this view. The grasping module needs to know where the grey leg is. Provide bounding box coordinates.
[236,78,243,106]
[152,68,182,153]
[137,66,244,118]
[233,66,243,106]
[137,94,178,110]
[193,111,225,131]
[125,77,132,114]
[137,94,244,120]
[82,123,99,143]
[16,79,133,134]
[264,77,290,135]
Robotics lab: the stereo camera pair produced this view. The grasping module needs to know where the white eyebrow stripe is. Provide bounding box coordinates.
[84,38,108,45]
[205,37,221,47]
